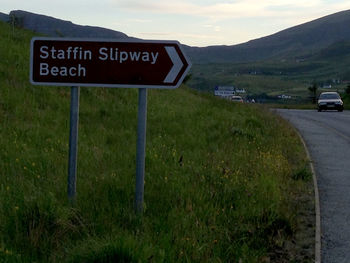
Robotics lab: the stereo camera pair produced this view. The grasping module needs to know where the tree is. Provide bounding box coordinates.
[345,84,350,95]
[308,82,318,104]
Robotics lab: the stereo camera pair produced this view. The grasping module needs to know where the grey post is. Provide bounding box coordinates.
[68,86,80,203]
[135,88,148,213]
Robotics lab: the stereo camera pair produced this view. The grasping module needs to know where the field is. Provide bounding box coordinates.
[189,57,349,104]
[0,21,314,262]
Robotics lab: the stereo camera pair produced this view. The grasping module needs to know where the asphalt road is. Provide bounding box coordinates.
[277,109,350,263]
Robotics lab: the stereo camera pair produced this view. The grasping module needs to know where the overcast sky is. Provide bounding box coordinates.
[2,0,350,47]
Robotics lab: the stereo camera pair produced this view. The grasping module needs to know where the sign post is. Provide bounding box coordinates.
[30,37,191,213]
[135,88,148,213]
[67,86,80,203]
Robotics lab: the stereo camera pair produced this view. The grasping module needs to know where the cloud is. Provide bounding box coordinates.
[127,18,153,23]
[203,24,221,32]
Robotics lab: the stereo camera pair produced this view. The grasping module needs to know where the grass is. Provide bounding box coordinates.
[189,63,310,97]
[342,94,350,109]
[0,21,314,262]
[188,57,349,100]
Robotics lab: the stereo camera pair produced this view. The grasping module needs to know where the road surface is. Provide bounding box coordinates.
[277,109,350,263]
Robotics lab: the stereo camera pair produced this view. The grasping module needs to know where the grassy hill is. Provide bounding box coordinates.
[0,21,314,262]
[188,42,350,102]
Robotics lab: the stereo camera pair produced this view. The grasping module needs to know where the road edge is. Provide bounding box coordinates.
[294,127,321,263]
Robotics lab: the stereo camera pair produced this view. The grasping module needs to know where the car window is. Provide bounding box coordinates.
[319,93,340,100]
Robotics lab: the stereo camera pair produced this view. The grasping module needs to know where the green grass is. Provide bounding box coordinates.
[189,63,308,97]
[189,57,349,100]
[0,21,314,262]
[342,94,350,109]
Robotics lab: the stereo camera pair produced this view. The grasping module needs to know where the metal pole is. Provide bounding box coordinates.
[135,88,148,213]
[68,86,80,203]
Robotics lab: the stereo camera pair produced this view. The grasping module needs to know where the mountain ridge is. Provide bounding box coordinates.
[0,12,9,22]
[4,9,350,64]
[7,10,130,39]
[185,9,350,63]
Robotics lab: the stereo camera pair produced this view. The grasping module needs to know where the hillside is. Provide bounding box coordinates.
[188,38,350,97]
[186,9,350,63]
[4,9,350,99]
[312,40,350,61]
[186,11,350,97]
[0,12,8,22]
[5,9,350,64]
[8,10,130,39]
[0,21,315,262]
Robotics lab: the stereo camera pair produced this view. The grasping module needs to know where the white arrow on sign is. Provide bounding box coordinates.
[163,46,184,83]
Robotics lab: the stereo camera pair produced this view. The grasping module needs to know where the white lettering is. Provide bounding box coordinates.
[114,48,118,61]
[84,50,92,60]
[151,52,158,64]
[97,48,159,64]
[40,63,49,75]
[60,67,67,76]
[99,47,108,61]
[57,50,65,59]
[69,67,76,76]
[130,52,141,61]
[119,51,128,63]
[78,64,86,76]
[142,52,149,62]
[50,47,57,59]
[67,47,72,60]
[51,66,59,76]
[42,46,92,60]
[72,47,79,60]
[39,63,86,77]
[40,46,49,59]
[109,48,115,61]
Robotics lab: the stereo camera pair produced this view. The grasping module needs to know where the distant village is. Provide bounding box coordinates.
[214,86,246,98]
[214,79,344,103]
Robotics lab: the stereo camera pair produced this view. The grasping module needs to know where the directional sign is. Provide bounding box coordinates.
[30,37,191,89]
[214,86,235,97]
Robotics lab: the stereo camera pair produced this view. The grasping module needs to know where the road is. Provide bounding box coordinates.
[277,109,350,263]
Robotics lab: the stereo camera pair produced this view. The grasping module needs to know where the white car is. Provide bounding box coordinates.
[231,95,243,103]
[317,92,343,112]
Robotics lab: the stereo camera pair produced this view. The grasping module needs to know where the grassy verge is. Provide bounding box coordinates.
[342,94,350,109]
[0,21,314,262]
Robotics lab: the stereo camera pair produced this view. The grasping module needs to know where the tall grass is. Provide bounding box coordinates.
[0,21,313,262]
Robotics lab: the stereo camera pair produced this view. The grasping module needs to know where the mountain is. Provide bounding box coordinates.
[0,12,9,22]
[312,40,350,61]
[6,9,350,65]
[5,10,350,68]
[8,10,130,39]
[185,9,350,63]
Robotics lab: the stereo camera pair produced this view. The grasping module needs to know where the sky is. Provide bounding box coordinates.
[2,0,350,47]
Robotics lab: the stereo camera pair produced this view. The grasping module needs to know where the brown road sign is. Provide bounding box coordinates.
[30,37,191,89]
